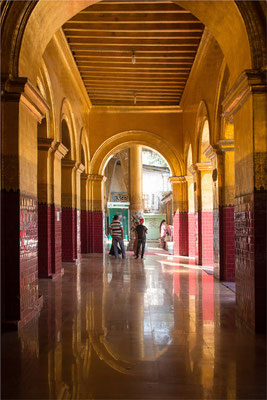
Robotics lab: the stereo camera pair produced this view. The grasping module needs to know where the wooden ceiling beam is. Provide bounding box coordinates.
[70,45,198,52]
[63,23,204,31]
[78,3,189,13]
[68,13,200,23]
[75,57,195,63]
[64,30,202,39]
[67,38,200,46]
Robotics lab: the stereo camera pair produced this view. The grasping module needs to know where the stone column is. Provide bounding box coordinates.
[88,174,106,253]
[81,173,89,253]
[195,162,213,267]
[185,174,195,258]
[74,163,85,260]
[1,77,48,329]
[222,69,266,333]
[61,159,77,262]
[169,176,188,256]
[128,145,144,249]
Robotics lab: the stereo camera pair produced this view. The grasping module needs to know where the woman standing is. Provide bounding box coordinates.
[160,219,167,249]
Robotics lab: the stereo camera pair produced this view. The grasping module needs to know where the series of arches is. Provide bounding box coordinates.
[1,0,266,334]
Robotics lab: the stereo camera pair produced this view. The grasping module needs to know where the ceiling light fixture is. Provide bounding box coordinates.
[132,50,136,64]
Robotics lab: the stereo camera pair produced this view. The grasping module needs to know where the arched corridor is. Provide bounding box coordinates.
[1,0,266,398]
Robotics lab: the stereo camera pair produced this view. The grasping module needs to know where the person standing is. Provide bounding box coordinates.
[135,218,148,259]
[160,219,167,249]
[108,215,126,259]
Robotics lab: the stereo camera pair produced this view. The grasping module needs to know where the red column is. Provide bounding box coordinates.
[62,208,76,262]
[188,212,196,258]
[173,212,188,255]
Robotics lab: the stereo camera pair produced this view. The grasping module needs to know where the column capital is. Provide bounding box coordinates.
[74,162,85,175]
[88,174,107,183]
[81,172,89,181]
[203,145,217,160]
[184,175,193,183]
[38,138,55,152]
[2,77,50,123]
[169,176,187,184]
[195,162,212,172]
[222,69,266,122]
[215,139,235,152]
[62,159,76,169]
[53,142,68,160]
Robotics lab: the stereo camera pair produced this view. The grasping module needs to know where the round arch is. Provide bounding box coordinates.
[60,98,77,161]
[194,100,210,164]
[36,60,56,140]
[90,130,184,177]
[80,127,90,173]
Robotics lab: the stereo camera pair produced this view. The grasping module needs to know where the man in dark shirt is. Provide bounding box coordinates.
[135,218,148,259]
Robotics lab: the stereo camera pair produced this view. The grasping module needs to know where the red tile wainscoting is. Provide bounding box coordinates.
[195,212,202,265]
[62,208,76,262]
[188,213,196,258]
[81,210,89,253]
[201,211,214,267]
[88,211,103,253]
[173,212,188,256]
[235,192,266,333]
[222,206,235,282]
[1,192,43,329]
[38,203,52,278]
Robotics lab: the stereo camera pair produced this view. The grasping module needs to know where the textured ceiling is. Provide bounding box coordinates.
[63,0,204,107]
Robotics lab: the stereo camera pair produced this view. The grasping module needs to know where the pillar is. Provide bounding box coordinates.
[206,141,235,281]
[61,159,76,262]
[169,176,188,256]
[1,77,48,329]
[185,174,195,258]
[88,174,106,253]
[222,69,266,333]
[196,162,213,267]
[128,145,144,249]
[81,173,89,253]
[74,163,85,260]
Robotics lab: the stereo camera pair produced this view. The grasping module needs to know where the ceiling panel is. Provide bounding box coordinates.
[62,0,204,107]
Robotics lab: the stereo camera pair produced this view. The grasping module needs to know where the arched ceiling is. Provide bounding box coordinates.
[62,0,204,107]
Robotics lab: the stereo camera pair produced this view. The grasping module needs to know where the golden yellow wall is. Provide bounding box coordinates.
[181,34,225,162]
[88,109,183,162]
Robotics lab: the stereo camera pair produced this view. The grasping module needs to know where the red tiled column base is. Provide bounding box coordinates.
[195,212,202,265]
[76,209,81,259]
[188,213,196,258]
[62,208,76,262]
[173,212,188,256]
[222,206,235,281]
[38,203,52,278]
[201,211,214,266]
[51,205,62,276]
[235,192,266,333]
[81,210,89,253]
[88,211,103,253]
[2,191,43,329]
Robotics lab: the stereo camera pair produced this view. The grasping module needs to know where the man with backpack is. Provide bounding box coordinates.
[135,218,148,259]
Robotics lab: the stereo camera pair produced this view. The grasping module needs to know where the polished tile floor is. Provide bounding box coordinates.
[2,250,266,399]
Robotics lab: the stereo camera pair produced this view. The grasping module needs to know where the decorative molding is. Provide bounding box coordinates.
[91,105,182,114]
[2,77,49,122]
[38,138,54,151]
[53,142,68,160]
[185,175,194,183]
[169,176,187,184]
[75,162,85,175]
[62,159,76,169]
[195,162,212,172]
[216,139,235,152]
[81,173,89,181]
[222,69,266,122]
[88,174,106,183]
[203,145,217,160]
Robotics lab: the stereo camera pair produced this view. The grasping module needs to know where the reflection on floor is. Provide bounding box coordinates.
[2,251,266,399]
